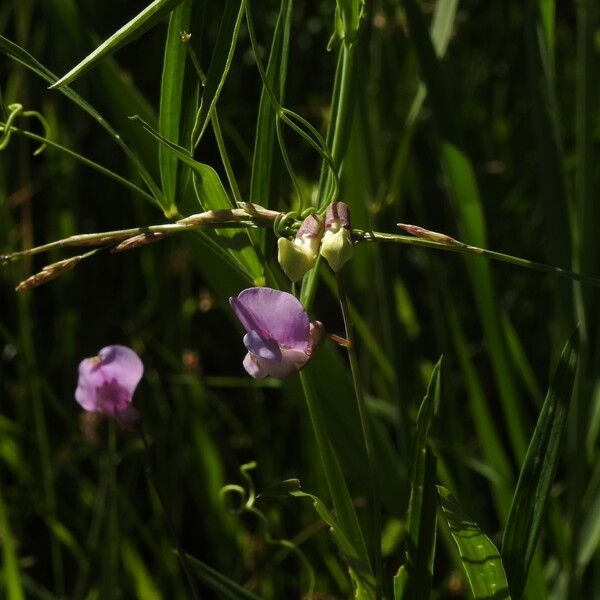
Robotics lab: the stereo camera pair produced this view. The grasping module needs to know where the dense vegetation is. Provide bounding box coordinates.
[1,1,599,598]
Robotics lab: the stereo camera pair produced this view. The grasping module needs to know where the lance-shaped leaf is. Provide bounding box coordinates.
[394,359,440,599]
[130,114,264,282]
[439,486,511,599]
[0,35,165,211]
[50,0,185,89]
[502,330,578,598]
[192,0,244,145]
[159,0,193,205]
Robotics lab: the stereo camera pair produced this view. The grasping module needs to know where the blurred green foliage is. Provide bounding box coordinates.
[1,1,599,598]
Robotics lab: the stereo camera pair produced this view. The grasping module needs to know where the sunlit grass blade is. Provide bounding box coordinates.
[262,477,373,597]
[0,488,25,600]
[0,34,165,212]
[130,114,264,281]
[302,344,406,515]
[438,486,511,599]
[299,368,373,589]
[402,0,529,463]
[444,299,513,517]
[394,360,440,599]
[385,0,458,201]
[0,124,155,202]
[249,0,291,216]
[158,0,192,210]
[122,542,161,600]
[502,330,578,598]
[191,0,244,146]
[185,553,262,600]
[50,0,185,89]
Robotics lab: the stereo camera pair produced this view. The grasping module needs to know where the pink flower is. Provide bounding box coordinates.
[75,345,143,427]
[229,287,323,379]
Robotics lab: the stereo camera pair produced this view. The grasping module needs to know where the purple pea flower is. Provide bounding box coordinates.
[75,345,143,427]
[229,287,323,379]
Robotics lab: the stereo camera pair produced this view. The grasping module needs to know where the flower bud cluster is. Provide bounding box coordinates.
[277,202,354,282]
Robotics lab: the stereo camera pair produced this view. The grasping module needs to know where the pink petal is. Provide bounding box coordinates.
[229,288,310,352]
[75,345,143,416]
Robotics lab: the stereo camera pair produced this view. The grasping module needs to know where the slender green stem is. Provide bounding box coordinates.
[136,427,200,600]
[0,123,157,203]
[336,272,382,600]
[298,369,372,580]
[357,230,600,288]
[183,41,241,206]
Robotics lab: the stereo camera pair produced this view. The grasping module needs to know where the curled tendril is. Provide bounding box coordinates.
[219,461,257,513]
[0,103,50,156]
[219,462,315,597]
[273,210,300,238]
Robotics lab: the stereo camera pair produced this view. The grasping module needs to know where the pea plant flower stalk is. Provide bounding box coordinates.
[229,287,323,379]
[74,345,200,599]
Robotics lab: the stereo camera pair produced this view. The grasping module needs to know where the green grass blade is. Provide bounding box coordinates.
[394,360,440,599]
[50,0,185,89]
[402,0,529,462]
[192,0,244,146]
[438,486,511,599]
[299,367,373,585]
[502,330,578,598]
[185,553,263,600]
[0,34,165,212]
[524,1,572,347]
[0,488,25,600]
[386,0,458,200]
[445,299,513,515]
[131,114,230,207]
[249,0,291,214]
[130,114,264,281]
[121,542,161,600]
[159,0,192,209]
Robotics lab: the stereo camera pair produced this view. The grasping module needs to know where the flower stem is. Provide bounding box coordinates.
[336,272,383,600]
[136,427,200,600]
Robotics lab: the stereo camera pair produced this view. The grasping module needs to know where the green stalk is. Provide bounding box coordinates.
[298,369,372,584]
[0,124,157,203]
[569,0,596,596]
[336,272,382,600]
[137,427,200,600]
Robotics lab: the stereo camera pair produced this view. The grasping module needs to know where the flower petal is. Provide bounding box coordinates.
[97,345,144,395]
[229,288,310,351]
[243,331,281,361]
[75,345,143,415]
[243,352,269,379]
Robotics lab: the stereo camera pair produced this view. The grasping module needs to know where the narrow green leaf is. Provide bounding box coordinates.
[130,114,264,282]
[299,368,373,593]
[402,0,530,465]
[284,486,374,597]
[502,330,579,598]
[50,0,185,89]
[122,543,161,600]
[185,553,263,600]
[131,113,226,204]
[159,0,192,205]
[0,34,165,212]
[192,0,244,145]
[0,488,25,600]
[249,0,291,214]
[439,486,511,599]
[394,360,440,599]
